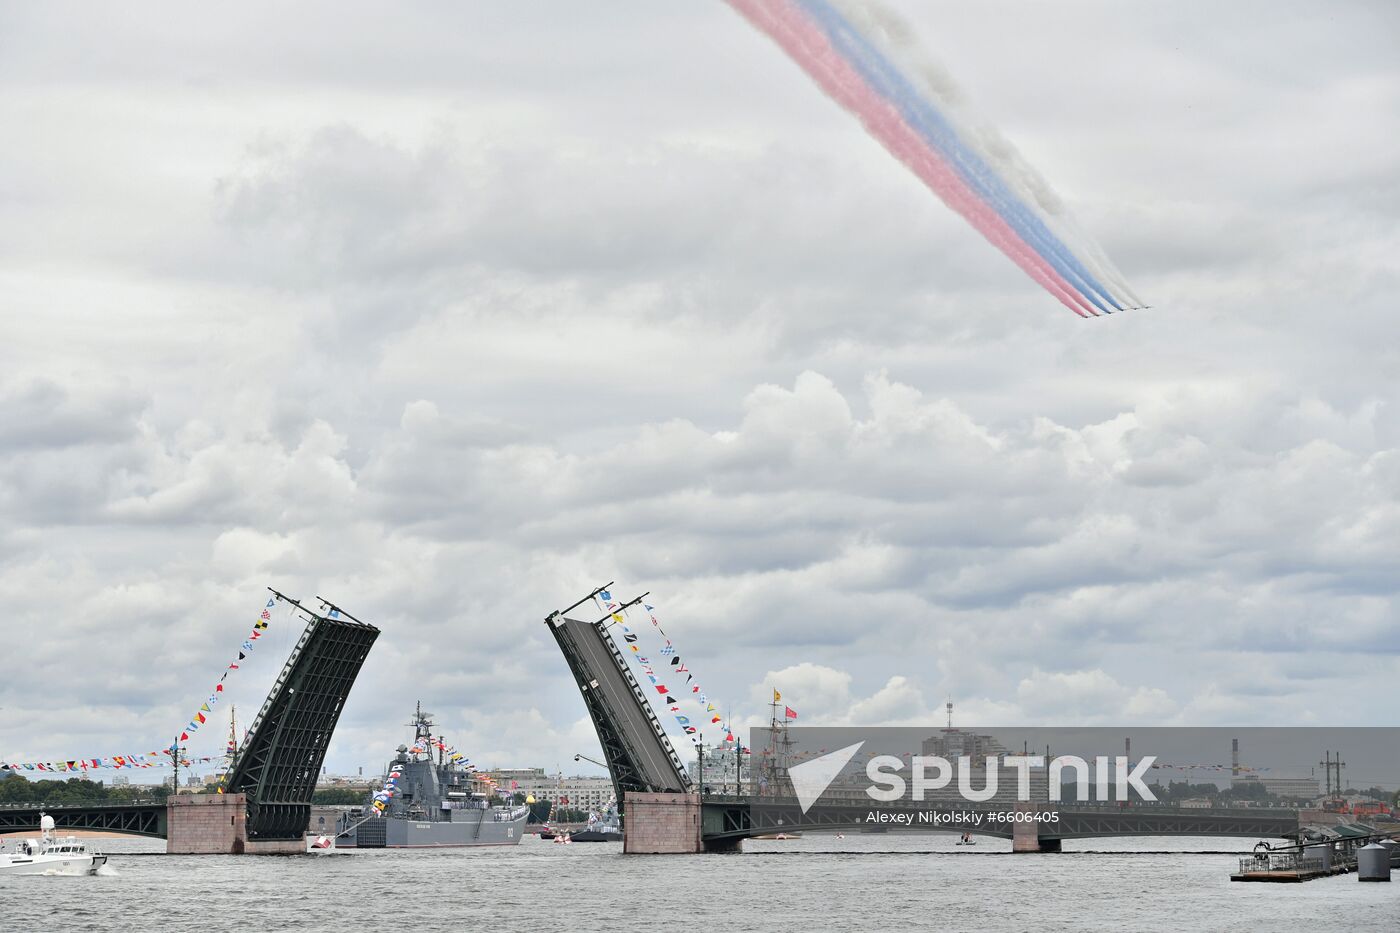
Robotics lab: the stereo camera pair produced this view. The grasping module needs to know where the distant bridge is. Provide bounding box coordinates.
[2,595,378,852]
[0,799,166,839]
[547,592,1302,853]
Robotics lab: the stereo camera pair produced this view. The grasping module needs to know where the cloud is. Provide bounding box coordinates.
[1,1,1398,778]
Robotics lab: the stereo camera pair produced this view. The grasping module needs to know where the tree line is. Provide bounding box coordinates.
[0,773,171,804]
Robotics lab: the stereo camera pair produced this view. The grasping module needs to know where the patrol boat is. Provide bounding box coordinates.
[0,815,108,876]
[336,705,528,848]
[570,798,623,842]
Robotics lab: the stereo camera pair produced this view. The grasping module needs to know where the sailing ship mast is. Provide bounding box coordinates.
[765,689,795,794]
[225,705,239,769]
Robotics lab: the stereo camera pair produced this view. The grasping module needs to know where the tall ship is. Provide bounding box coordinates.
[336,704,529,848]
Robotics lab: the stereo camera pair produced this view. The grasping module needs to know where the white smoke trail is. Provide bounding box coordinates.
[828,0,1142,308]
[726,0,1097,316]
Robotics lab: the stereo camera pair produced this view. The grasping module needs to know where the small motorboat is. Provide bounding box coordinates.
[954,832,977,846]
[307,834,335,851]
[0,815,108,876]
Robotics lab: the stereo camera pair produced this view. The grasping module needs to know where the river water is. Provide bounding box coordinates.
[4,833,1396,931]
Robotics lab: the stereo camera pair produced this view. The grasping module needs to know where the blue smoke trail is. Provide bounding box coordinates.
[798,0,1124,313]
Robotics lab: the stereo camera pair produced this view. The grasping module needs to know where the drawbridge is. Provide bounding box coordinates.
[545,586,692,803]
[3,592,378,847]
[221,593,379,841]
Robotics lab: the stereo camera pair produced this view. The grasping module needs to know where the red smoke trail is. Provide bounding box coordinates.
[727,0,1096,317]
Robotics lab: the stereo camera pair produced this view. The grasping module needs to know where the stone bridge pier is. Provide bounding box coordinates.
[166,794,303,854]
[622,792,744,853]
[623,792,702,854]
[1012,803,1062,853]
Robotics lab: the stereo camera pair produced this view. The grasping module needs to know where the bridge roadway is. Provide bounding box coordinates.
[698,794,1301,844]
[546,608,693,799]
[0,799,167,839]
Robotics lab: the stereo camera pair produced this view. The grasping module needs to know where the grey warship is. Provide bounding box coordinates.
[336,705,529,848]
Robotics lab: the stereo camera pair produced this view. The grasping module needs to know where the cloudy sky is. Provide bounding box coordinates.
[2,1,1397,780]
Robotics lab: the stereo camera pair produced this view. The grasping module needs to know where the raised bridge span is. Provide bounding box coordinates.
[3,595,378,853]
[546,591,1302,853]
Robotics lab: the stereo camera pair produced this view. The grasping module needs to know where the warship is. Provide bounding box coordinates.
[336,705,529,848]
[569,797,623,842]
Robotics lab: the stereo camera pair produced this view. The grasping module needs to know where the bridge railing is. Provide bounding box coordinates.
[1238,853,1325,874]
[0,798,165,810]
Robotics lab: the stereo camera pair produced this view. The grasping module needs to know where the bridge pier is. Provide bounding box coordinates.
[1012,803,1062,853]
[623,792,702,854]
[166,794,302,855]
[703,835,744,854]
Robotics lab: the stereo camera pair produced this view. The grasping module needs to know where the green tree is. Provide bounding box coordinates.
[0,773,35,803]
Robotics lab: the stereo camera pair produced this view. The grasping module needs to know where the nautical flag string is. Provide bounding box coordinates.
[597,591,701,745]
[639,597,737,742]
[371,765,402,813]
[0,753,225,773]
[2,594,285,777]
[598,591,738,746]
[177,596,278,745]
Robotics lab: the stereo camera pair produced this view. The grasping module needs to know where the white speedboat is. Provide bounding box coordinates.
[0,815,108,876]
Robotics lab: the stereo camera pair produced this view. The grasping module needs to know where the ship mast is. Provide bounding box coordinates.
[407,701,435,759]
[226,705,239,770]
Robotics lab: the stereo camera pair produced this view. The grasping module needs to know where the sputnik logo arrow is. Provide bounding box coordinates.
[788,741,865,814]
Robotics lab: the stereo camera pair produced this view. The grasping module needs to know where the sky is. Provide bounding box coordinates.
[2,0,1397,781]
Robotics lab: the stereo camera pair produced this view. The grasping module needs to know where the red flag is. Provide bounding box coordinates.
[180,732,189,741]
[784,706,798,719]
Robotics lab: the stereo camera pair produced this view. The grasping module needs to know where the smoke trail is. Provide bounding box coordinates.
[727,0,1097,317]
[802,0,1121,313]
[828,0,1142,308]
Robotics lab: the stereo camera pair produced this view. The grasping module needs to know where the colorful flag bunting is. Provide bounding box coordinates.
[599,591,740,748]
